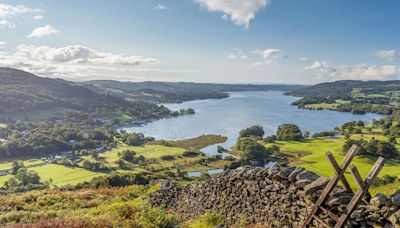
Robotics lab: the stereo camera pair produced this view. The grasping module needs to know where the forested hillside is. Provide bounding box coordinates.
[0,68,170,120]
[80,80,306,103]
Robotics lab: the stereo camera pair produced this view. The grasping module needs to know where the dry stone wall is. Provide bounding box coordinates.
[149,165,400,227]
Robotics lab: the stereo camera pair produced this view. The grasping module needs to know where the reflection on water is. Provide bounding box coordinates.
[123,91,383,156]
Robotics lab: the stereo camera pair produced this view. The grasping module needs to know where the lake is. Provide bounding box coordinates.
[123,91,383,155]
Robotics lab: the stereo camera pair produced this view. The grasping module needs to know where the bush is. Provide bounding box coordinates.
[75,173,150,189]
[138,204,178,228]
[217,145,228,153]
[160,155,175,161]
[182,151,199,157]
[200,212,224,227]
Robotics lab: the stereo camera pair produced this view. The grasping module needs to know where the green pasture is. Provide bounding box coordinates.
[275,137,400,195]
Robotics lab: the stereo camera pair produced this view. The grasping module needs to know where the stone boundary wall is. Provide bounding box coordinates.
[149,166,400,227]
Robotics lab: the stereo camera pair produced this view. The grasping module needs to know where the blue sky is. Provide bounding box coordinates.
[0,0,399,83]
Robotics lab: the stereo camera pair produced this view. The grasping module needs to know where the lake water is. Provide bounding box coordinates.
[123,91,383,155]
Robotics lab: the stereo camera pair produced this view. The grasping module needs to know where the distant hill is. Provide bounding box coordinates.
[79,80,306,103]
[287,80,400,98]
[286,80,400,115]
[0,68,165,118]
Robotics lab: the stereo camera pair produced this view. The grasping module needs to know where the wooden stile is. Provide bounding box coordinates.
[302,145,385,228]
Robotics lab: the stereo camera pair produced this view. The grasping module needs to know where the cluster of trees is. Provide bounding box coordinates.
[71,173,150,190]
[120,132,154,146]
[117,150,146,169]
[0,121,114,158]
[312,131,336,138]
[235,125,280,165]
[372,117,400,138]
[171,108,196,117]
[82,159,110,172]
[338,120,365,134]
[343,138,398,159]
[276,124,303,141]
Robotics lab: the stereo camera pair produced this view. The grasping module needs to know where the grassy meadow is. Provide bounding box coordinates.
[268,135,400,195]
[0,136,229,188]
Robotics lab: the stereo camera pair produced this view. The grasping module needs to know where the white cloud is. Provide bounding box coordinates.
[194,0,270,28]
[227,48,247,60]
[0,19,15,28]
[304,60,337,81]
[251,59,273,67]
[154,4,168,10]
[28,25,61,38]
[0,4,44,28]
[0,41,6,48]
[305,60,399,81]
[339,64,399,80]
[260,48,281,59]
[374,50,399,61]
[0,4,43,18]
[33,15,44,20]
[14,44,159,66]
[0,44,171,80]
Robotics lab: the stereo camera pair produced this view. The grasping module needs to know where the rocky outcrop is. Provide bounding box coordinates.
[148,166,400,227]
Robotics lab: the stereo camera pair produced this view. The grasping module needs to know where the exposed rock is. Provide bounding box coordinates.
[277,166,296,180]
[371,193,388,208]
[295,170,319,182]
[391,191,400,207]
[304,177,329,196]
[288,167,305,183]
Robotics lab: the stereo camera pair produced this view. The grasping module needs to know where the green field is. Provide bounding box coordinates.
[305,99,351,110]
[273,137,400,195]
[100,144,187,166]
[0,159,44,170]
[0,164,103,187]
[93,143,228,172]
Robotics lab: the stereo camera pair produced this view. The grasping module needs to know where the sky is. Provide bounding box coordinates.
[0,0,399,84]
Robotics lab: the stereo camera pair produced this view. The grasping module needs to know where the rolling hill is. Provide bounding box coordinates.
[0,68,168,119]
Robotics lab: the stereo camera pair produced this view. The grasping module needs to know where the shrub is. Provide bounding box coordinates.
[182,151,199,157]
[200,212,224,227]
[160,155,175,161]
[138,204,178,228]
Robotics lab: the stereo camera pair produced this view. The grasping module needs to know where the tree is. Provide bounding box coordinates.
[11,160,24,175]
[276,124,303,141]
[239,125,265,138]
